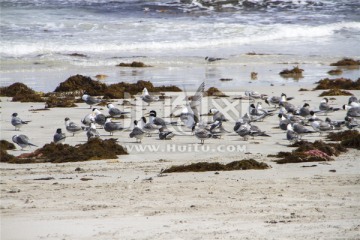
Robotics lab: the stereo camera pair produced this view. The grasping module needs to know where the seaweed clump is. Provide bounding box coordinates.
[327,130,360,150]
[279,66,304,79]
[0,82,44,102]
[0,140,17,163]
[205,87,228,97]
[0,140,16,150]
[116,61,151,67]
[45,94,77,108]
[54,74,107,96]
[104,80,181,99]
[330,58,360,66]
[5,138,128,164]
[319,89,353,97]
[163,159,269,173]
[327,69,343,75]
[270,140,346,164]
[314,78,360,90]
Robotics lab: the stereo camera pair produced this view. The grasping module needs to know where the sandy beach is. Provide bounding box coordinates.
[1,83,360,239]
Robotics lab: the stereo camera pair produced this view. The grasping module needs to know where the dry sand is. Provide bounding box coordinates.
[1,84,360,239]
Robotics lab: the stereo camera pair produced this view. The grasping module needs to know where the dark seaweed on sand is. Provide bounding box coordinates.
[330,58,360,66]
[205,87,228,97]
[279,66,304,77]
[0,82,45,102]
[270,140,347,164]
[319,89,353,97]
[163,159,269,173]
[327,130,360,150]
[0,140,16,150]
[2,138,128,164]
[116,61,151,67]
[314,78,360,90]
[54,75,181,99]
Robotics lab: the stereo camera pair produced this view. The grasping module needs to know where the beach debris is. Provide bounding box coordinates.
[219,78,233,81]
[1,140,16,150]
[67,53,88,58]
[327,69,343,75]
[116,61,151,67]
[251,72,258,80]
[75,167,84,172]
[163,159,269,173]
[279,66,304,79]
[45,94,77,108]
[54,74,107,96]
[314,78,360,90]
[329,169,336,172]
[2,138,127,164]
[330,58,360,66]
[80,178,93,181]
[299,88,309,91]
[95,74,108,80]
[270,140,347,164]
[319,89,353,97]
[33,177,55,180]
[0,82,45,102]
[205,87,228,97]
[327,130,360,150]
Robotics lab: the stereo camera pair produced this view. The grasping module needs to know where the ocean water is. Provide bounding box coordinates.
[1,0,359,92]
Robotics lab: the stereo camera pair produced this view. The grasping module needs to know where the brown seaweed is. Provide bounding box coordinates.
[0,82,45,102]
[330,58,360,66]
[319,89,353,97]
[163,159,269,173]
[116,61,151,67]
[279,66,304,78]
[327,130,360,150]
[0,140,16,150]
[54,74,107,96]
[3,138,128,164]
[314,78,360,90]
[327,69,343,75]
[270,140,347,164]
[205,87,228,97]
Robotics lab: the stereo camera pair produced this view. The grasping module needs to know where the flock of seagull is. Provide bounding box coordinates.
[9,82,360,151]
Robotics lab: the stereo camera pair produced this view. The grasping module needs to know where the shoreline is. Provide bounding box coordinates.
[1,81,360,239]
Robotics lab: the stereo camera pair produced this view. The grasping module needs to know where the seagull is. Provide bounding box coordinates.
[209,108,227,122]
[251,102,274,121]
[180,82,205,132]
[319,98,340,115]
[205,56,225,62]
[104,118,124,136]
[65,117,84,136]
[82,93,102,108]
[81,112,95,126]
[309,111,323,122]
[159,127,175,140]
[286,124,299,143]
[265,93,294,108]
[149,110,167,127]
[279,94,297,113]
[325,117,345,130]
[207,120,229,138]
[348,96,360,107]
[86,122,100,140]
[343,105,360,118]
[107,103,130,117]
[11,113,30,131]
[53,128,66,144]
[139,116,161,136]
[292,122,315,139]
[129,120,146,143]
[233,113,251,132]
[236,122,270,141]
[299,103,311,118]
[141,88,159,106]
[278,113,291,131]
[12,134,37,150]
[193,124,212,144]
[345,116,359,129]
[309,118,334,135]
[92,108,106,126]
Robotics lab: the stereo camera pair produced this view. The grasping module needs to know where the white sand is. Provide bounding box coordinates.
[1,84,360,239]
